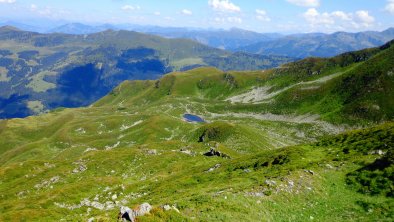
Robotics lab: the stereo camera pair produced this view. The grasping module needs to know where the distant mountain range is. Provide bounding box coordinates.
[239,28,394,58]
[48,23,116,35]
[147,28,282,50]
[1,21,393,58]
[43,23,284,50]
[0,26,294,119]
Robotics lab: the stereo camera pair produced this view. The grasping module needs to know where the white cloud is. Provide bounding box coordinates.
[355,10,375,27]
[164,16,174,21]
[153,11,161,16]
[27,5,70,19]
[256,9,271,22]
[30,4,38,11]
[208,0,240,13]
[303,8,376,31]
[287,0,320,7]
[227,16,242,23]
[0,0,16,3]
[303,8,334,25]
[121,5,140,11]
[214,16,242,24]
[331,11,351,21]
[386,0,394,14]
[181,9,193,15]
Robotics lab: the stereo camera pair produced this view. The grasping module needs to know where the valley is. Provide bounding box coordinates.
[0,26,294,119]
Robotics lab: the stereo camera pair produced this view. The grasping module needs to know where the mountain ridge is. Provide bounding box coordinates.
[239,28,394,58]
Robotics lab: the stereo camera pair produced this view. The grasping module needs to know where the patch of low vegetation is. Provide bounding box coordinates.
[316,122,394,154]
[347,150,394,197]
[195,122,235,142]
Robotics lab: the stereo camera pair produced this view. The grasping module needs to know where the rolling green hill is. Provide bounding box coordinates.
[0,26,294,119]
[0,41,393,221]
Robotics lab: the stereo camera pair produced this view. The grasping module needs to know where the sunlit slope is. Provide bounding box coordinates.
[0,118,392,221]
[224,40,394,124]
[0,66,320,166]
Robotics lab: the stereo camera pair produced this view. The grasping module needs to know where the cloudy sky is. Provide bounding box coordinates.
[0,0,393,33]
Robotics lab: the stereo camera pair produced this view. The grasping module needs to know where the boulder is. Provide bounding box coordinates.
[162,204,172,211]
[203,148,230,158]
[206,163,221,172]
[137,203,152,216]
[161,204,180,213]
[121,203,152,222]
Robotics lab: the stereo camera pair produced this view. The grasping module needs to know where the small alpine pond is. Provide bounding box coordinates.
[183,114,205,123]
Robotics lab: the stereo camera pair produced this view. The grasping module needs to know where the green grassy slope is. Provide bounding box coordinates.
[224,40,394,125]
[0,115,392,221]
[0,42,393,221]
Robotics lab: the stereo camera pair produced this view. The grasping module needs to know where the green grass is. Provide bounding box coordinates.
[0,132,392,221]
[171,58,206,70]
[26,71,57,93]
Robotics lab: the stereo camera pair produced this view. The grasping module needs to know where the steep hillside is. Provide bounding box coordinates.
[227,40,394,124]
[0,42,393,221]
[0,26,294,119]
[240,28,394,58]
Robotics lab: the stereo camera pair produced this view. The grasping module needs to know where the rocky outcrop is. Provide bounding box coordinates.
[206,163,221,172]
[162,204,180,213]
[204,148,230,158]
[34,176,60,189]
[126,203,152,222]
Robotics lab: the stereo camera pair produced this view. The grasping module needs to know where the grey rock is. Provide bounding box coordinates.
[369,150,386,155]
[204,148,230,158]
[137,203,152,215]
[206,163,221,172]
[125,203,153,221]
[146,149,158,155]
[325,164,334,169]
[304,169,315,175]
[265,179,277,187]
[162,204,180,213]
[72,164,87,173]
[162,204,172,211]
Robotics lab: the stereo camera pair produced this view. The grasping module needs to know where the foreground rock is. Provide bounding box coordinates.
[120,203,152,222]
[204,148,230,158]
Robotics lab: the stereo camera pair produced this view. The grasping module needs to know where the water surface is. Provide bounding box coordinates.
[183,114,205,123]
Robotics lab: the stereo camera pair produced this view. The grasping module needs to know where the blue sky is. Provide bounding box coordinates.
[0,0,393,33]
